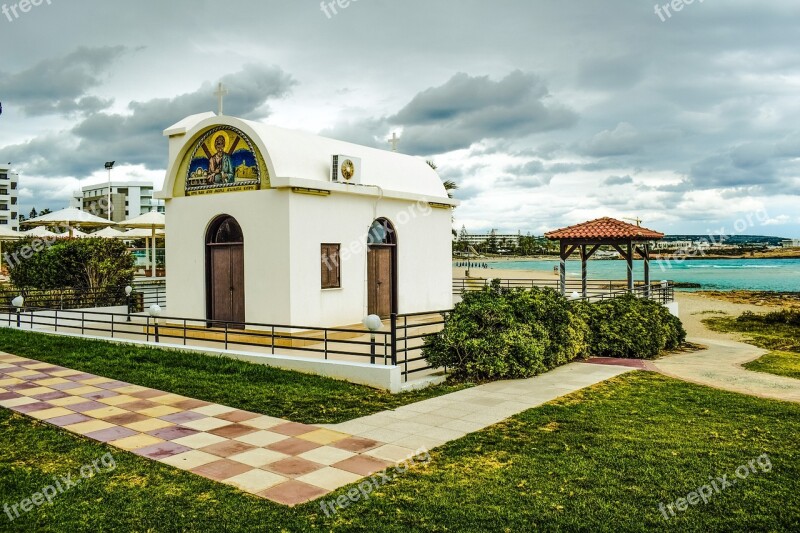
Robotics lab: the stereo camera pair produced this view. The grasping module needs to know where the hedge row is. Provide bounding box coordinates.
[423,281,686,381]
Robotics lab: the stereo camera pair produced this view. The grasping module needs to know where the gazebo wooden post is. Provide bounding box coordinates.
[643,243,651,298]
[626,241,634,292]
[580,245,588,298]
[559,242,567,296]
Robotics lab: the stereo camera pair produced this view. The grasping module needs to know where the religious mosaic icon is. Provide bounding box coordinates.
[185,126,261,195]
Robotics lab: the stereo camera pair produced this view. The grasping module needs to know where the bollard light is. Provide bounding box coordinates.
[125,286,133,322]
[363,315,383,365]
[149,304,162,342]
[363,314,383,332]
[12,296,23,328]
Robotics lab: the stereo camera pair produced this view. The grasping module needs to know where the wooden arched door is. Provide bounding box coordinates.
[206,216,245,327]
[367,218,397,318]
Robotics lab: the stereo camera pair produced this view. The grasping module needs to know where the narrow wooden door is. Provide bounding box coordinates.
[368,247,393,318]
[210,244,245,326]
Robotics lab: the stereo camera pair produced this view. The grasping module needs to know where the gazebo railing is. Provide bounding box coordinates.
[453,278,675,303]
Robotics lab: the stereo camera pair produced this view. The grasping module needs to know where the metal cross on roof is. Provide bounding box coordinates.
[214,82,228,116]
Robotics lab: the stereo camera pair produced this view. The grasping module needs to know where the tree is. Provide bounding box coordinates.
[29,207,38,220]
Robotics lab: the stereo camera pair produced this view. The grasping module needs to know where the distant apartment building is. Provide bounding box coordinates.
[0,164,20,231]
[71,182,165,222]
[781,239,800,248]
[458,229,522,247]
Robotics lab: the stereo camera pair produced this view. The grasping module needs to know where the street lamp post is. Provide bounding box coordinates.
[104,161,115,221]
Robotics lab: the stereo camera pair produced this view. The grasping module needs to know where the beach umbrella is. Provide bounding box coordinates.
[23,226,60,238]
[92,226,126,239]
[119,211,165,278]
[22,207,115,238]
[0,227,23,271]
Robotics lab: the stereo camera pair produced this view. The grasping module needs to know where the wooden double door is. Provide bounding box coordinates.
[208,243,245,326]
[367,246,394,318]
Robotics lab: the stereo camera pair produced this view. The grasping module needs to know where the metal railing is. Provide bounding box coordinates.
[0,281,166,313]
[453,278,676,303]
[2,307,393,365]
[391,310,449,382]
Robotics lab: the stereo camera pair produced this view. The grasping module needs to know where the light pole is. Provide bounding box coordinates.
[104,161,115,221]
[11,296,24,328]
[125,285,133,322]
[149,304,162,342]
[363,314,383,365]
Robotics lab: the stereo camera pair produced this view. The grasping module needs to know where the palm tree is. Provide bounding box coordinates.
[426,160,458,199]
[427,160,459,236]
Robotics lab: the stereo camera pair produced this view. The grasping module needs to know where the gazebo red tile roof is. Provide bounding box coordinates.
[545,217,664,241]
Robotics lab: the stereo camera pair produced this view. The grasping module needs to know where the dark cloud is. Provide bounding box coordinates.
[388,71,578,155]
[604,175,634,186]
[3,63,296,177]
[0,47,124,116]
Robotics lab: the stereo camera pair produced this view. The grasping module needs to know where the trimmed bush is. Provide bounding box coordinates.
[423,281,589,380]
[577,295,686,359]
[3,237,135,291]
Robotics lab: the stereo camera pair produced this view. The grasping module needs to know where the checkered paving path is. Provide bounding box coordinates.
[0,353,395,506]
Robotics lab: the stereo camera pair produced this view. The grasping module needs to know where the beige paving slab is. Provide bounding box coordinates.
[296,467,363,491]
[160,450,220,470]
[226,470,287,493]
[228,448,288,468]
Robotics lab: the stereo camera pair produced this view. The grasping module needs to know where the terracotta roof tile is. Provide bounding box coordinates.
[545,217,664,241]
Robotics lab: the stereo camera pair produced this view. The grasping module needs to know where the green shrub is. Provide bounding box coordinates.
[738,309,800,327]
[423,281,589,380]
[578,295,686,359]
[3,237,135,291]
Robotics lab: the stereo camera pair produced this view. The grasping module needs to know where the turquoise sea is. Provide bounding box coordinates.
[472,258,800,292]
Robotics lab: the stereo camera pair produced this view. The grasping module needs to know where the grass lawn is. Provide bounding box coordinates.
[706,311,800,380]
[2,372,798,532]
[0,329,468,424]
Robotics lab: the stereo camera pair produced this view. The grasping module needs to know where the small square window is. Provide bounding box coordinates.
[321,244,341,289]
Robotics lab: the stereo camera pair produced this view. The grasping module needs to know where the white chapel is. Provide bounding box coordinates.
[157,111,457,328]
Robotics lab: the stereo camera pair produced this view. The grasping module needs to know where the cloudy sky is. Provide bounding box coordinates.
[1,0,799,237]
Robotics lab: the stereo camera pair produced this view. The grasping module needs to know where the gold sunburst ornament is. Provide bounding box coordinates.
[341,159,356,181]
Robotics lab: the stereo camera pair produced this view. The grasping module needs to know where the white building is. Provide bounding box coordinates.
[157,113,457,328]
[0,164,20,231]
[72,182,165,222]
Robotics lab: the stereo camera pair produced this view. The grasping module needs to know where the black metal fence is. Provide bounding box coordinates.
[0,281,166,313]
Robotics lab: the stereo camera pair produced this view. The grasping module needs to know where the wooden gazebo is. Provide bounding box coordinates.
[545,217,665,298]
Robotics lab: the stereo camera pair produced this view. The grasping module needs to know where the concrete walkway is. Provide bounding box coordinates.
[0,351,632,506]
[324,363,633,460]
[653,337,800,403]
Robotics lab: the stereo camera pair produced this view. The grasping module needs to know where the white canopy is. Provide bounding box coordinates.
[92,226,127,239]
[23,207,114,229]
[23,226,60,238]
[0,227,23,241]
[119,211,165,229]
[116,228,165,240]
